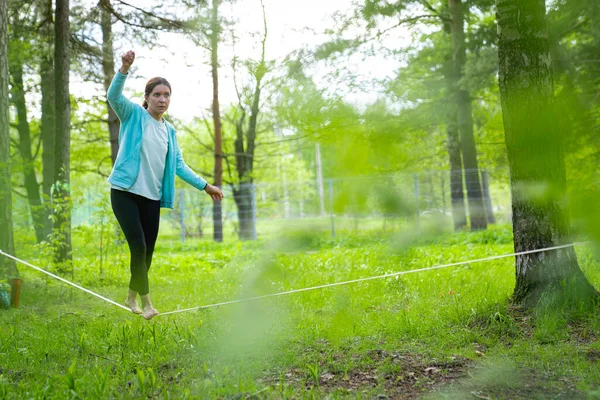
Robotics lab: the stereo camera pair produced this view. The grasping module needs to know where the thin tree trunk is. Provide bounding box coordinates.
[496,0,596,307]
[9,58,45,243]
[53,0,72,267]
[245,75,261,176]
[100,0,119,165]
[449,0,486,231]
[481,170,495,224]
[40,0,55,240]
[211,0,223,242]
[0,0,16,278]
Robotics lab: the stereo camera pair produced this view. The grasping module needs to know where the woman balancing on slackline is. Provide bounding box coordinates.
[107,50,224,320]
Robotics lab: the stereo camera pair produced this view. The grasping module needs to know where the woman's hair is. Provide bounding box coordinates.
[142,77,172,109]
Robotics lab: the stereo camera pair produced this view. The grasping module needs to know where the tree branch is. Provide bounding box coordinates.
[33,134,42,160]
[418,0,443,18]
[256,131,318,146]
[11,187,27,199]
[100,0,190,32]
[96,156,111,178]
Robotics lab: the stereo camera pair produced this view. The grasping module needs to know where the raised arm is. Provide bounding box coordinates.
[107,50,137,121]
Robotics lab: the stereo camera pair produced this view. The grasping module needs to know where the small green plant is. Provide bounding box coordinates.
[64,360,77,393]
[306,364,320,388]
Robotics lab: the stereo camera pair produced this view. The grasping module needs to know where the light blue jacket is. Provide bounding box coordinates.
[107,71,207,209]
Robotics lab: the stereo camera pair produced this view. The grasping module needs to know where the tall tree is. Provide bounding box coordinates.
[53,0,72,266]
[210,0,224,242]
[496,0,596,306]
[230,0,269,240]
[0,0,16,277]
[39,0,55,240]
[99,0,120,165]
[8,8,46,243]
[442,10,467,230]
[353,0,491,230]
[9,58,46,243]
[448,0,486,230]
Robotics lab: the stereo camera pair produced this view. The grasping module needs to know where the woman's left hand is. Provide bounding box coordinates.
[204,184,224,202]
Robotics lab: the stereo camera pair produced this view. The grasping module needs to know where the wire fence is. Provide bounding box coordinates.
[42,168,510,243]
[8,168,513,249]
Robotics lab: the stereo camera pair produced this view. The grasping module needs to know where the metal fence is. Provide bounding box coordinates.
[11,168,513,245]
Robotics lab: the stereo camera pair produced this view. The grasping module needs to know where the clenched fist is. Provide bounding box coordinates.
[120,50,135,74]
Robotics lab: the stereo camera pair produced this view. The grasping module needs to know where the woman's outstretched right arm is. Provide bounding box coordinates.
[107,50,136,121]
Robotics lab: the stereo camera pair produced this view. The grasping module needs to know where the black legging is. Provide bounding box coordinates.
[111,189,161,296]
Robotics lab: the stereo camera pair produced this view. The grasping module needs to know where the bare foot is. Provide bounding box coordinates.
[140,293,159,320]
[125,298,143,314]
[125,290,143,314]
[142,306,159,320]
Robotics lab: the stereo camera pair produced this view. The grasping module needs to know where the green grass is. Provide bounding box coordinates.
[1,225,600,399]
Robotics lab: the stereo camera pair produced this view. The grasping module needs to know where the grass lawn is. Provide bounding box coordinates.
[1,225,600,399]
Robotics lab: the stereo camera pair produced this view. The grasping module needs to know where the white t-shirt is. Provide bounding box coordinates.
[112,117,169,200]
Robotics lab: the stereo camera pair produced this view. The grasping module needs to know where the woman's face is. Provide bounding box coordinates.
[145,84,171,116]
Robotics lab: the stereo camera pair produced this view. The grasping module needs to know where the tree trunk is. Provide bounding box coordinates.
[53,0,72,267]
[0,0,16,278]
[481,169,495,224]
[100,0,119,165]
[39,0,55,240]
[210,0,223,242]
[231,0,266,241]
[496,0,596,307]
[9,57,46,243]
[233,184,255,240]
[443,45,467,230]
[449,0,487,231]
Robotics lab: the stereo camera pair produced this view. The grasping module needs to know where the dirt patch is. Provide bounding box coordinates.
[266,350,470,399]
[440,366,586,400]
[585,349,600,363]
[266,347,588,399]
[569,321,598,346]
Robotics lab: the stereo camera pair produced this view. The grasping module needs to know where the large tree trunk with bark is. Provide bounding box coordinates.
[449,0,487,231]
[0,0,16,278]
[39,0,55,240]
[9,57,46,243]
[496,0,596,307]
[100,0,120,165]
[53,0,72,267]
[211,0,224,242]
